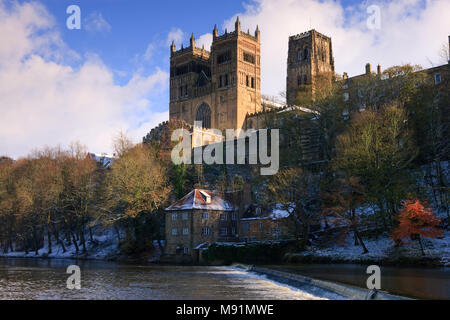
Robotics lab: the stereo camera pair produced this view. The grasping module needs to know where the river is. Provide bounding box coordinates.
[0,258,332,300]
[1,258,448,300]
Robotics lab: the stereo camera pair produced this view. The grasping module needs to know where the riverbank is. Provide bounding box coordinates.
[285,229,450,268]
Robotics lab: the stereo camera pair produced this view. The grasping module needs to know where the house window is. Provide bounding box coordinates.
[297,76,302,86]
[231,227,236,235]
[202,212,209,220]
[259,222,263,231]
[246,75,249,87]
[171,228,178,236]
[297,50,302,62]
[303,75,307,84]
[232,213,237,220]
[225,74,229,86]
[243,52,255,64]
[343,92,349,101]
[182,227,189,235]
[243,223,250,232]
[171,213,178,221]
[251,77,255,88]
[435,73,441,84]
[182,212,188,220]
[219,75,223,88]
[184,247,189,254]
[220,228,228,236]
[220,213,228,221]
[202,227,211,236]
[256,207,261,215]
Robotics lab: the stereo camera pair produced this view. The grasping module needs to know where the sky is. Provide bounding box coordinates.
[0,0,449,159]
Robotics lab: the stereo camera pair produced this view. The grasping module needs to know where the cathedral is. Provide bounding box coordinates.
[168,17,335,133]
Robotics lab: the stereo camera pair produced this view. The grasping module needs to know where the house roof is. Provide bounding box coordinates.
[240,203,292,221]
[165,189,235,211]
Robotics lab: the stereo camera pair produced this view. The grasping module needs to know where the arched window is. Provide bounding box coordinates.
[304,48,309,60]
[195,103,211,128]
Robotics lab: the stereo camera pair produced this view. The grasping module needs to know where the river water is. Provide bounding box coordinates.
[266,264,450,300]
[0,258,330,300]
[1,258,448,299]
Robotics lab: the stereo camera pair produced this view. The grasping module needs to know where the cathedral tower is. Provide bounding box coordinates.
[169,17,261,132]
[286,29,334,105]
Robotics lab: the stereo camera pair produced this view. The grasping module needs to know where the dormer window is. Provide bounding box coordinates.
[200,190,211,203]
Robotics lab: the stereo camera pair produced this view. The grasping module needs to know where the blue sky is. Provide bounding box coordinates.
[0,0,449,158]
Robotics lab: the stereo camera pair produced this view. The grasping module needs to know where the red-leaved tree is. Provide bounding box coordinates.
[391,200,443,255]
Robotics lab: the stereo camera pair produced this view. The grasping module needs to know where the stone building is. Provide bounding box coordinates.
[286,29,335,106]
[239,204,293,241]
[163,189,239,263]
[169,17,262,132]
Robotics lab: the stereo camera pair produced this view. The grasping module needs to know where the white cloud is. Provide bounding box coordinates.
[167,27,184,47]
[219,0,450,97]
[0,1,168,158]
[196,33,213,50]
[84,11,111,33]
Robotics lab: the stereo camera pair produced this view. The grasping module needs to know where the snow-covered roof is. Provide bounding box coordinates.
[165,189,235,211]
[88,153,117,168]
[240,203,292,221]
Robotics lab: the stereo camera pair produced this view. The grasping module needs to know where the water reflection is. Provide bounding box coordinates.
[0,258,327,300]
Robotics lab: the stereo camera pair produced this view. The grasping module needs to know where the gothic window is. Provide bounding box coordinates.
[225,74,229,86]
[246,75,249,87]
[243,52,255,64]
[304,75,307,84]
[297,50,302,62]
[218,75,223,88]
[304,48,309,60]
[195,103,211,128]
[297,75,302,85]
[251,77,255,88]
[217,51,232,64]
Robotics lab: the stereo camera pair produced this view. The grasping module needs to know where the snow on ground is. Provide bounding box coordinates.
[300,229,450,266]
[0,228,120,260]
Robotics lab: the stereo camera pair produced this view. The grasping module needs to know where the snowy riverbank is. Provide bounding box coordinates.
[288,229,450,267]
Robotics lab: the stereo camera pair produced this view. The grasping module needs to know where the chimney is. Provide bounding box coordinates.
[377,64,381,76]
[365,63,371,75]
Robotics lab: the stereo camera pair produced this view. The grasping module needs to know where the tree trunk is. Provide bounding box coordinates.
[71,232,79,253]
[418,235,425,256]
[55,231,66,253]
[89,227,94,242]
[47,230,52,255]
[352,226,368,254]
[80,228,87,254]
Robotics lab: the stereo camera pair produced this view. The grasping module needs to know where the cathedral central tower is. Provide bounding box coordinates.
[169,17,262,132]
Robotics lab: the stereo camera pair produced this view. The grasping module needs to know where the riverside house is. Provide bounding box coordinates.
[163,189,239,263]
